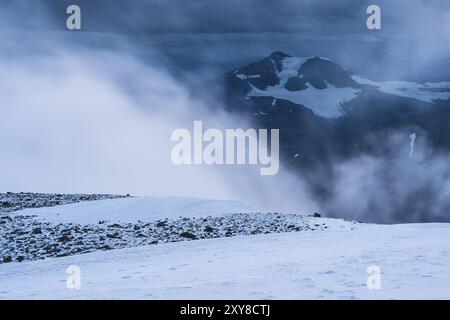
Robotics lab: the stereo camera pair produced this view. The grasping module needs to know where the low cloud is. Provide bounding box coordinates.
[0,30,317,214]
[322,131,450,223]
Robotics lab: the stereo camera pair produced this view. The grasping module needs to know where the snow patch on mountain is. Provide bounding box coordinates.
[235,73,261,80]
[352,75,450,103]
[243,55,361,118]
[276,57,307,83]
[249,82,361,119]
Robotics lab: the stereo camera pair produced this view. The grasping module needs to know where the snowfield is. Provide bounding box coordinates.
[14,196,255,224]
[1,195,449,300]
[3,196,342,264]
[1,222,449,299]
[1,212,338,264]
[351,75,450,103]
[249,82,361,119]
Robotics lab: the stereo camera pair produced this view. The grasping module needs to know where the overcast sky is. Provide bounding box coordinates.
[1,0,450,206]
[1,0,449,79]
[3,0,449,36]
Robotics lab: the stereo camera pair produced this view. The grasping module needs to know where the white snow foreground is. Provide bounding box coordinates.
[1,222,449,299]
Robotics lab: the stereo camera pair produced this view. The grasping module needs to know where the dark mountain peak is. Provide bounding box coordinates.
[307,56,332,63]
[299,57,358,89]
[269,51,291,73]
[230,52,292,91]
[223,52,360,95]
[269,51,291,62]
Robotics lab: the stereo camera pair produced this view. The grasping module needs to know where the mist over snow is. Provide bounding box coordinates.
[321,132,450,223]
[0,29,317,214]
[1,1,450,223]
[2,0,450,303]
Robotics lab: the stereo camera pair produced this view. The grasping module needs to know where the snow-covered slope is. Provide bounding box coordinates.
[352,75,450,104]
[1,196,262,264]
[1,222,449,299]
[2,211,339,263]
[1,194,449,299]
[14,196,254,224]
[249,83,360,119]
[5,196,348,265]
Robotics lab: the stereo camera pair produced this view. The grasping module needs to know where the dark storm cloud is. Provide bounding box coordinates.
[4,0,369,34]
[4,0,448,39]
